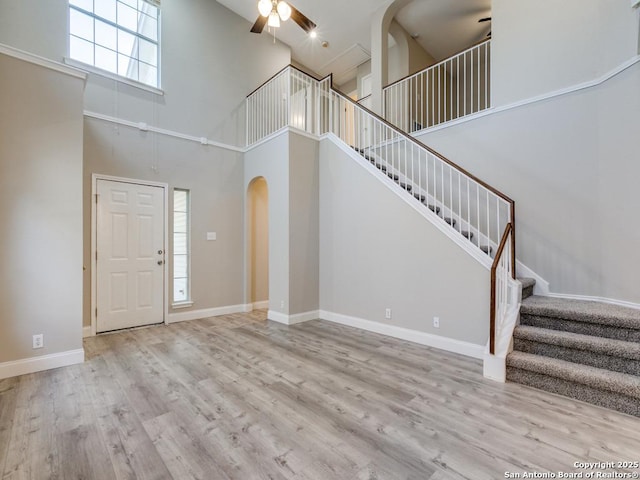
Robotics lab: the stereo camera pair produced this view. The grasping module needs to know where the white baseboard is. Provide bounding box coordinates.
[318,310,484,359]
[167,304,248,324]
[253,300,269,310]
[82,326,92,338]
[268,310,319,325]
[0,349,85,380]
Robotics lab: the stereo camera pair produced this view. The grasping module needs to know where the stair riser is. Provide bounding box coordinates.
[513,338,640,376]
[522,285,534,300]
[520,314,640,342]
[507,367,640,417]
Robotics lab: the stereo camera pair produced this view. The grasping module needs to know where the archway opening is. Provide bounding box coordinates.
[247,177,269,309]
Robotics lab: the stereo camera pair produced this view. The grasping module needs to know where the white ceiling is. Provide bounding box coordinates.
[215,0,491,84]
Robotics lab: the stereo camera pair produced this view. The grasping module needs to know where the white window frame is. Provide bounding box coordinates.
[172,188,192,308]
[67,0,161,91]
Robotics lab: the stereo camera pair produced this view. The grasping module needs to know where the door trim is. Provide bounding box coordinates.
[90,174,169,336]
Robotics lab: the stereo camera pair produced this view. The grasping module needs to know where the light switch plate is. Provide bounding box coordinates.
[207,232,217,241]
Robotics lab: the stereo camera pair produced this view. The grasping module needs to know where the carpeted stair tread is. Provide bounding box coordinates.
[506,366,640,417]
[506,351,640,400]
[521,296,640,330]
[398,182,412,191]
[387,173,400,181]
[480,245,492,255]
[375,163,387,172]
[518,278,536,291]
[444,217,456,227]
[461,230,473,240]
[426,204,441,214]
[413,193,426,202]
[514,325,640,361]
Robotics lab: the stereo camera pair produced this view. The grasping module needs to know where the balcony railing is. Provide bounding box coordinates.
[383,39,491,133]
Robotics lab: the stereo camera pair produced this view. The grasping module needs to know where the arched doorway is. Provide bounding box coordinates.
[247,177,269,309]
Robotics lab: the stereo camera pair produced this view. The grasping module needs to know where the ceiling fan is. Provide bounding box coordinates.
[250,0,317,35]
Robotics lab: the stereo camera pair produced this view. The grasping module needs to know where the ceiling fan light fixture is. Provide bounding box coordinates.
[258,0,272,18]
[276,1,291,21]
[268,10,280,28]
[309,29,317,38]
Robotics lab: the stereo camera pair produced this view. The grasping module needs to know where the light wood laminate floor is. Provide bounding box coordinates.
[1,311,640,480]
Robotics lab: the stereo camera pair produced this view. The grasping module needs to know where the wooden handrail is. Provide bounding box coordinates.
[329,84,515,206]
[246,64,330,98]
[383,38,491,91]
[248,64,514,208]
[490,222,514,355]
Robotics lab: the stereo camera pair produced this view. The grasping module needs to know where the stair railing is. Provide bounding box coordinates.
[383,39,491,133]
[490,223,516,354]
[247,65,516,355]
[246,66,329,145]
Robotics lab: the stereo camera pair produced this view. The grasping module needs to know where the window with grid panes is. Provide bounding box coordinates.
[69,0,160,88]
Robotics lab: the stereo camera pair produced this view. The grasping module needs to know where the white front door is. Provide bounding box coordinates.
[96,179,165,333]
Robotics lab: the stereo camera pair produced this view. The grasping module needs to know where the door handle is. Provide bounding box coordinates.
[157,260,164,265]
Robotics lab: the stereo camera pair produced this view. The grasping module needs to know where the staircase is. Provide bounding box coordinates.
[247,64,517,386]
[507,285,640,417]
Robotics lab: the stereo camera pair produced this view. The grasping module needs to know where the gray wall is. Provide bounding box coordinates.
[0,0,291,326]
[84,119,246,313]
[417,61,640,304]
[244,131,320,317]
[319,139,489,346]
[0,53,85,363]
[492,0,639,106]
[289,134,320,315]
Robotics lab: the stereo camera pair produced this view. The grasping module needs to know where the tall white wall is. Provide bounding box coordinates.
[492,0,640,106]
[319,139,489,346]
[289,134,320,316]
[0,52,85,365]
[245,134,290,317]
[0,0,291,327]
[244,131,319,318]
[417,61,640,304]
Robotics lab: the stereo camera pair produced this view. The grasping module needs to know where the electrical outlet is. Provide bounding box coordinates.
[280,300,285,309]
[385,308,392,319]
[433,317,440,328]
[32,334,44,349]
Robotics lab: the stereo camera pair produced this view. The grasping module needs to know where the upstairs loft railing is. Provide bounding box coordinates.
[246,64,514,356]
[383,39,491,133]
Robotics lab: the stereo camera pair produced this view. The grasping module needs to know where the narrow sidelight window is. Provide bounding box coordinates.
[173,189,190,304]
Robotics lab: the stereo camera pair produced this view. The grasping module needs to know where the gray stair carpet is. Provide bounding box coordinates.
[513,325,640,376]
[508,294,640,416]
[519,277,535,300]
[507,352,640,417]
[520,296,640,341]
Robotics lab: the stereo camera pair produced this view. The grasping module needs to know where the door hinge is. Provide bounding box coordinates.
[95,194,99,204]
[95,251,98,261]
[95,307,98,317]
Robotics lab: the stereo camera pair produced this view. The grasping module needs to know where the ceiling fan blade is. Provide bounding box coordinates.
[290,5,317,34]
[250,15,267,34]
[478,17,492,23]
